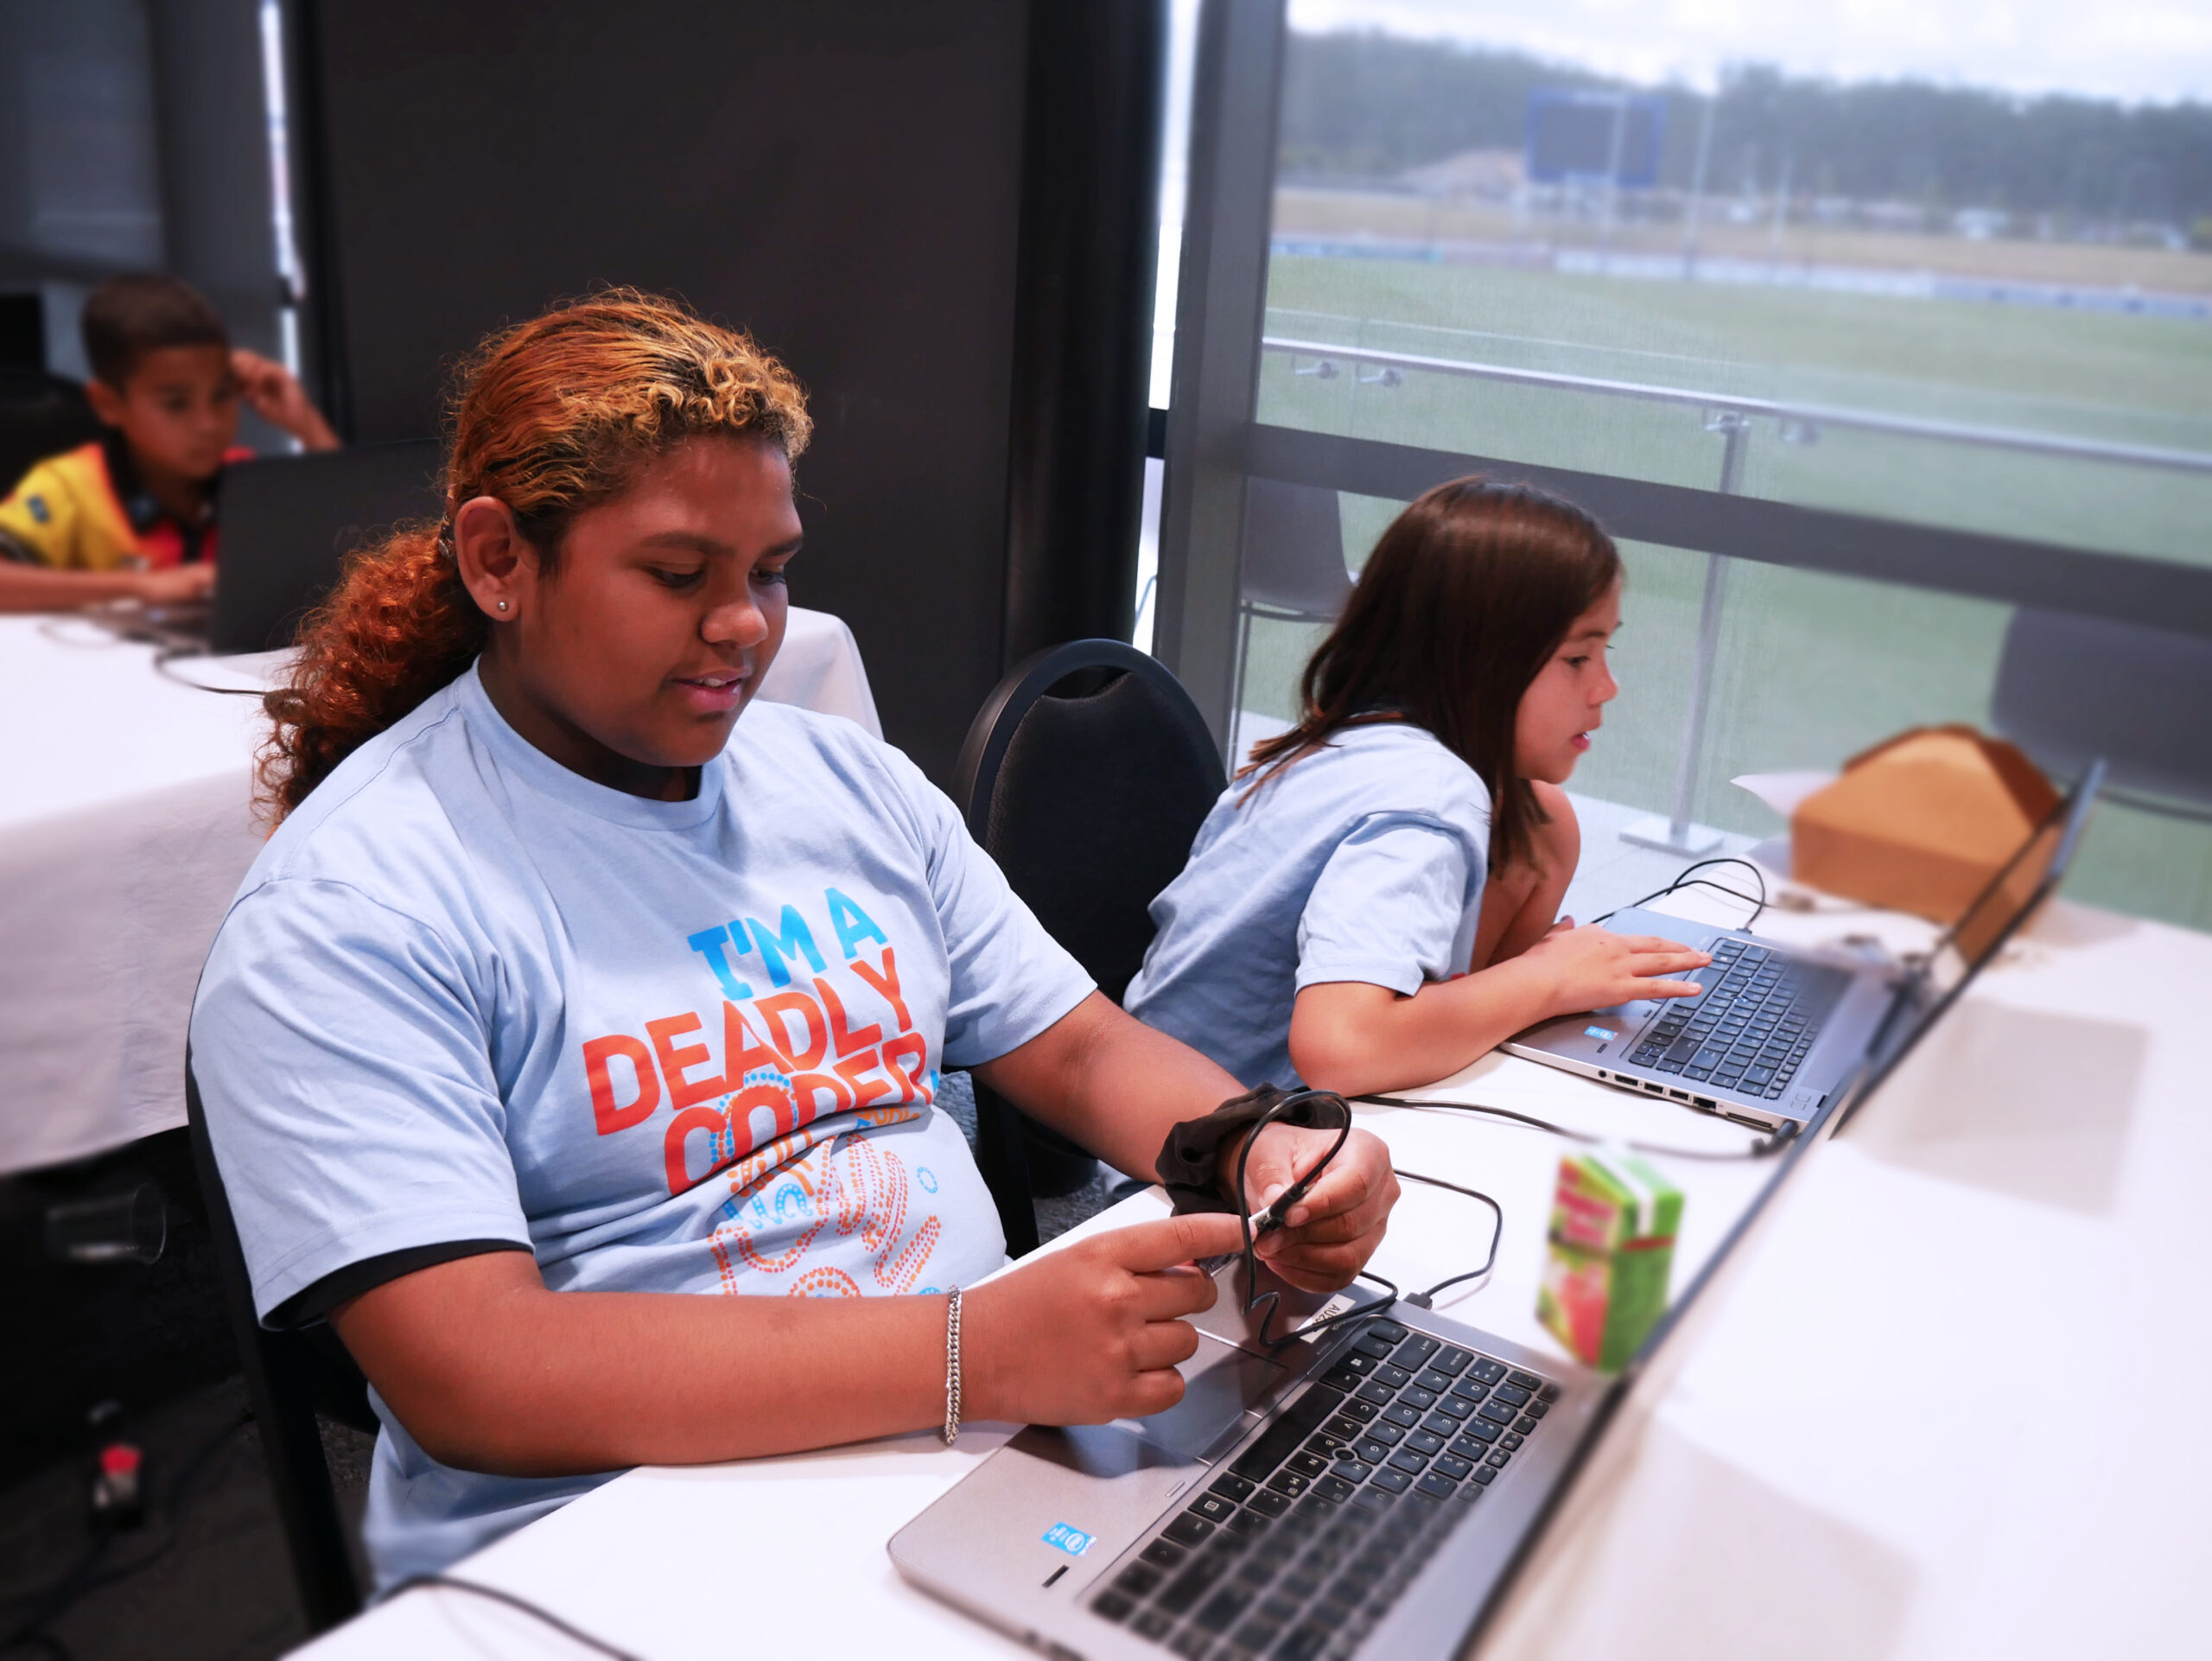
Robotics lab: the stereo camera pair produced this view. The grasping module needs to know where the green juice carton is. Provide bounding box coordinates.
[1536,1148,1682,1372]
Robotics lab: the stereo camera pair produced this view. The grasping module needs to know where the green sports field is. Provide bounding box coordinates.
[1236,251,2212,933]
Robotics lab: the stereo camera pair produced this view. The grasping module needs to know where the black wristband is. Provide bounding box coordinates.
[1155,1084,1339,1215]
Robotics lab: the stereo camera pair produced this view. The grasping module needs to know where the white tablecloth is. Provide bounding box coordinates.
[0,608,879,1174]
[286,885,2212,1661]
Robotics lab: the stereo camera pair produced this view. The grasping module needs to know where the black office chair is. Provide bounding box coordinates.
[954,640,1227,1253]
[0,370,103,493]
[184,1051,376,1632]
[1239,478,1352,620]
[1991,607,2212,818]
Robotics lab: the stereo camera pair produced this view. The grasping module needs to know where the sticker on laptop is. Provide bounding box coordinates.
[1585,1025,1618,1042]
[1293,1293,1358,1334]
[1041,1523,1095,1556]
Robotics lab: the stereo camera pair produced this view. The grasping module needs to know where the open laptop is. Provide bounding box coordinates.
[207,440,442,653]
[1830,759,2103,1130]
[889,766,2102,1661]
[892,1257,1607,1661]
[1503,763,2105,1133]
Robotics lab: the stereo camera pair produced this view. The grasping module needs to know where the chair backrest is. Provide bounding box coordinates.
[953,640,1226,1248]
[209,439,444,653]
[184,1051,372,1632]
[1991,608,2212,809]
[1240,478,1351,618]
[0,371,103,493]
[957,639,1228,999]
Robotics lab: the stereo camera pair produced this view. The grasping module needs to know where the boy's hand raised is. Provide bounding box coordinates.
[231,348,341,452]
[963,1212,1245,1427]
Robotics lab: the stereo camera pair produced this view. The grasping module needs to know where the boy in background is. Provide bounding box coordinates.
[0,273,338,614]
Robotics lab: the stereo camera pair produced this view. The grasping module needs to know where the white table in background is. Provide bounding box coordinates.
[288,876,2212,1658]
[0,608,880,1175]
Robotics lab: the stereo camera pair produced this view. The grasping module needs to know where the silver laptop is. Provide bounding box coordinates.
[1504,762,2105,1132]
[891,1259,1607,1661]
[888,765,2102,1661]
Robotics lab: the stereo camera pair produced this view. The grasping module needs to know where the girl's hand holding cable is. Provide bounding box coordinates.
[1225,1122,1400,1294]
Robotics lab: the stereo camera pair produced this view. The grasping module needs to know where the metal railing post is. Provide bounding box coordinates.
[1622,411,1747,856]
[1256,336,2212,477]
[1241,330,2212,853]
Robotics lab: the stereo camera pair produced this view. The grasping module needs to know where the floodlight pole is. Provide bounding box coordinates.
[1599,93,1629,263]
[1621,411,1747,857]
[1768,148,1794,277]
[1682,92,1715,280]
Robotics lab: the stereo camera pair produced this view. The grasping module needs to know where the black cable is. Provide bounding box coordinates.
[151,646,265,694]
[1230,1091,1510,1343]
[1592,856,1769,930]
[1355,1093,1797,1162]
[1231,1088,1391,1350]
[32,616,122,648]
[389,1574,645,1660]
[0,1408,252,1651]
[0,1532,108,1658]
[1390,1168,1503,1308]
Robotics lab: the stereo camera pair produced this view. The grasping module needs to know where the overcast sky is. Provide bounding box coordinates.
[1287,0,2212,105]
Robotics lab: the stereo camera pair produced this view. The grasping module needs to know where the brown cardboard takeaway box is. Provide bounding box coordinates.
[1792,725,2059,923]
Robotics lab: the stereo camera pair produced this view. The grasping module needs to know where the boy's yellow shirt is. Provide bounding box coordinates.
[0,437,249,570]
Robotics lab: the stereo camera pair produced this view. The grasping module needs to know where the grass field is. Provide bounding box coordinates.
[1235,248,2212,933]
[1274,187,2212,296]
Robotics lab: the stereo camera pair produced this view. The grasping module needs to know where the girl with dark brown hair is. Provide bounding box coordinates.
[1127,478,1712,1097]
[189,291,1399,1587]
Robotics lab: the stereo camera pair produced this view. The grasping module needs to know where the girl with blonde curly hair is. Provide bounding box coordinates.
[190,292,1398,1588]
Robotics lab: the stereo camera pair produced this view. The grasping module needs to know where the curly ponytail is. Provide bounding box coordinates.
[257,290,811,820]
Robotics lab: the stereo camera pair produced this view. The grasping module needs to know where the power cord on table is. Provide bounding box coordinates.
[1591,856,1769,931]
[150,646,267,694]
[1230,1089,1510,1341]
[389,1575,643,1659]
[1389,1168,1503,1309]
[1355,1093,1798,1161]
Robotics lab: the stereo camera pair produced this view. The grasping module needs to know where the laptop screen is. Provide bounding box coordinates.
[1623,759,2104,1385]
[1932,774,2087,987]
[1856,758,2105,1091]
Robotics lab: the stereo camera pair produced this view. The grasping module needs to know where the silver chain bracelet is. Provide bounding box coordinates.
[942,1286,963,1446]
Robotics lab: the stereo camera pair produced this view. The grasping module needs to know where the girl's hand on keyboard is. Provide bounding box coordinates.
[1237,1124,1401,1295]
[963,1211,1245,1426]
[1521,922,1711,1015]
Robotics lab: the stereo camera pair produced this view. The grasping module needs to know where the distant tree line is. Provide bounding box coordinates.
[1281,29,2212,227]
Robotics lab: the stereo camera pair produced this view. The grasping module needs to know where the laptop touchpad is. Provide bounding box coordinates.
[1113,1259,1373,1461]
[1116,1340,1289,1461]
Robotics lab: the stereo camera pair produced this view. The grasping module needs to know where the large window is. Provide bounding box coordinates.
[1156,0,2212,932]
[0,1,296,430]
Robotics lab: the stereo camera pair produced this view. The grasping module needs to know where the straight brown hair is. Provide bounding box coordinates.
[1243,477,1621,871]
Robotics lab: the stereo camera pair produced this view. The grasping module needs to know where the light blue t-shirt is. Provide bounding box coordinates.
[188,663,1092,1588]
[1125,721,1491,1089]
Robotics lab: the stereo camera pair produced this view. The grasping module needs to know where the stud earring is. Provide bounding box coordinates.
[497,600,510,612]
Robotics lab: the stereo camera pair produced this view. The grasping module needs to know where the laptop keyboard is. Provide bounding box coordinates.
[1630,938,1847,1100]
[1087,1318,1556,1661]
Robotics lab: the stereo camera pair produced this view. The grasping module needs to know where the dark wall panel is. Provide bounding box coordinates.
[305,0,1028,782]
[1002,1,1165,665]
